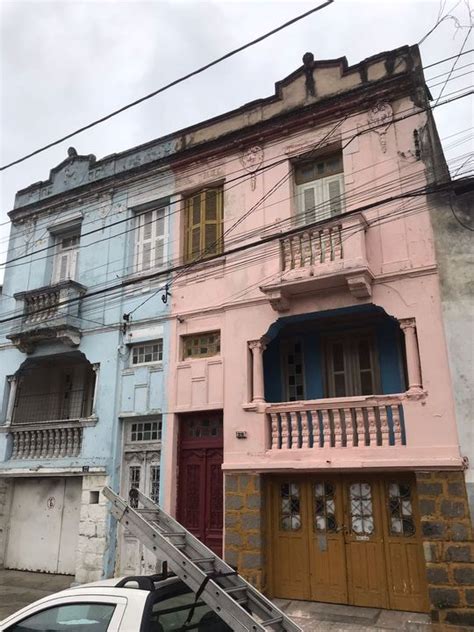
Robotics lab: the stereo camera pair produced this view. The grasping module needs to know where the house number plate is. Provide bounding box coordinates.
[47,497,56,509]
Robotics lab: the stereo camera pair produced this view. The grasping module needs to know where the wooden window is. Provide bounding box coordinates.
[294,153,344,225]
[131,340,163,365]
[52,231,80,283]
[282,339,305,401]
[324,332,379,397]
[182,331,220,359]
[134,206,166,272]
[184,188,223,263]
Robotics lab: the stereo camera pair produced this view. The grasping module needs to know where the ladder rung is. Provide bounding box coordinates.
[262,616,284,627]
[225,586,247,594]
[190,557,215,564]
[161,532,186,537]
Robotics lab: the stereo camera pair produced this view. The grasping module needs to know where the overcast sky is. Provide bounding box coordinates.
[0,0,472,283]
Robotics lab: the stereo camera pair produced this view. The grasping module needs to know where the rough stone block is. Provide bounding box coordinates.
[422,521,446,539]
[423,542,440,563]
[441,500,466,519]
[448,482,465,497]
[242,552,261,570]
[224,549,238,568]
[466,589,474,607]
[246,493,261,510]
[451,522,470,541]
[242,513,260,531]
[445,545,471,563]
[429,588,460,608]
[427,566,449,584]
[225,512,240,529]
[419,499,436,516]
[248,533,262,548]
[444,610,474,627]
[225,476,238,493]
[225,531,243,547]
[418,482,443,496]
[238,474,251,493]
[225,495,244,511]
[453,566,474,585]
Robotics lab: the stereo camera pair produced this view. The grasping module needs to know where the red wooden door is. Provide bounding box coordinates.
[177,413,223,556]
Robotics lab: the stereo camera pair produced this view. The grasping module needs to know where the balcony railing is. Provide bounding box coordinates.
[12,388,93,425]
[10,422,83,460]
[267,395,406,450]
[260,213,372,310]
[7,280,87,352]
[281,224,343,271]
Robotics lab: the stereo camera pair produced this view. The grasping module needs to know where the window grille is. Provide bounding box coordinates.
[182,331,220,359]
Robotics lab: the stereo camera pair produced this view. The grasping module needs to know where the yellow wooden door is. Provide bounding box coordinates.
[344,477,389,609]
[308,478,348,603]
[269,478,311,600]
[382,476,429,613]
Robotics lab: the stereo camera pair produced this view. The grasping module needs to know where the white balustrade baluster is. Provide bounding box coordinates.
[73,428,80,456]
[300,411,310,448]
[66,428,73,457]
[60,429,67,457]
[23,432,31,459]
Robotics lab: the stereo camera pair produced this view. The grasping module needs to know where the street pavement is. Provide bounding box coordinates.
[0,569,432,630]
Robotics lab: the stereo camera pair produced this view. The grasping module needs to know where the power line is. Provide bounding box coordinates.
[2,88,471,270]
[435,26,473,105]
[0,179,457,327]
[0,1,334,172]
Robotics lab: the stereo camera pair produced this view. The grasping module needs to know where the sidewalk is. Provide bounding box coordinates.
[275,598,431,631]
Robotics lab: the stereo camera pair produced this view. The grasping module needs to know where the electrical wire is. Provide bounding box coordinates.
[0,0,334,172]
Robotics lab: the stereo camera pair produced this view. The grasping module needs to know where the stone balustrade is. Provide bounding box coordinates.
[267,395,406,450]
[281,223,343,271]
[10,423,83,459]
[8,280,87,352]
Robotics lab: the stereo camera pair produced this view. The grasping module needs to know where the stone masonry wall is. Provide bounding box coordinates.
[416,471,474,629]
[75,474,109,584]
[0,478,12,567]
[224,473,265,591]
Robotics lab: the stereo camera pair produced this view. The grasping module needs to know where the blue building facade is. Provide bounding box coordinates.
[0,149,174,582]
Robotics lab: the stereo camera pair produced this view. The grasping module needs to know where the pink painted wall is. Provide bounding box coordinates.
[160,57,462,512]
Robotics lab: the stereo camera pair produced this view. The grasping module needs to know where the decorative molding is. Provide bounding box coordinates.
[239,146,264,191]
[346,272,373,298]
[367,101,393,153]
[259,287,290,312]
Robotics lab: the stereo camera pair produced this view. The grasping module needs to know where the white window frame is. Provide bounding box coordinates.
[133,206,167,273]
[52,231,80,283]
[131,340,164,366]
[129,419,163,442]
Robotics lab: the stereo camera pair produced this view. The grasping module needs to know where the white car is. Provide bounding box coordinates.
[0,574,233,632]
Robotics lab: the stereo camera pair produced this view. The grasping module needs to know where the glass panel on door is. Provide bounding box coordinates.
[349,482,374,535]
[387,481,415,536]
[314,482,337,532]
[280,482,301,531]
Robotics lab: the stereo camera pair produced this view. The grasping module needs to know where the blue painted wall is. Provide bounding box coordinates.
[264,308,406,402]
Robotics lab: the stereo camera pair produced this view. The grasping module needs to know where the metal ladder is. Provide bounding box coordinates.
[103,486,301,632]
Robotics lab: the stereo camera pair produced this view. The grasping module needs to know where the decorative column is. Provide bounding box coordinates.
[5,375,18,426]
[399,318,423,392]
[248,339,267,404]
[91,363,100,416]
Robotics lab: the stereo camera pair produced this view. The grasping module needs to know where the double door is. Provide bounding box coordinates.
[268,474,428,613]
[177,413,223,556]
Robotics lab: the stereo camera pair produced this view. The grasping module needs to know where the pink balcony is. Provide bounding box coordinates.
[260,213,373,311]
[263,394,462,470]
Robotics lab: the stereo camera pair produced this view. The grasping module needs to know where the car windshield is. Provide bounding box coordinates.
[144,582,232,632]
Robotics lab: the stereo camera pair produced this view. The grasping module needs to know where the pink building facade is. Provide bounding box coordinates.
[155,45,473,626]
